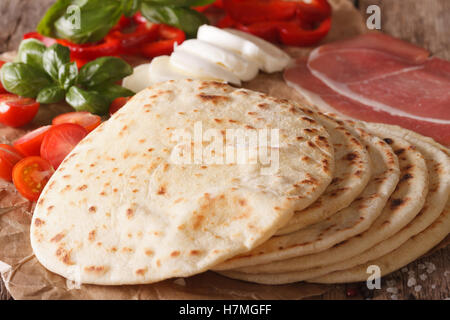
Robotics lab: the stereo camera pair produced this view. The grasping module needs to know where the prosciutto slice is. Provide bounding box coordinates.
[284,33,450,146]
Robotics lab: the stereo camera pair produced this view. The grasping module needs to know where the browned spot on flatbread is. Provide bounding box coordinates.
[35,218,45,227]
[136,268,148,276]
[390,198,409,210]
[88,206,97,213]
[400,173,413,182]
[394,148,405,155]
[126,208,134,219]
[193,214,205,230]
[171,250,181,257]
[84,265,107,274]
[145,249,154,256]
[238,199,247,206]
[50,232,65,243]
[56,247,74,265]
[157,184,167,195]
[301,116,316,124]
[77,185,88,191]
[197,94,230,104]
[344,152,358,161]
[190,250,201,256]
[88,230,96,241]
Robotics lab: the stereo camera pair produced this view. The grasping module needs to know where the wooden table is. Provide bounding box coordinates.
[0,0,449,300]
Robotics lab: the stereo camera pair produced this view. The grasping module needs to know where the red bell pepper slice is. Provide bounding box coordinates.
[234,16,331,46]
[223,0,297,24]
[56,36,121,60]
[217,15,237,28]
[278,17,331,46]
[141,24,186,59]
[107,23,159,55]
[296,0,332,25]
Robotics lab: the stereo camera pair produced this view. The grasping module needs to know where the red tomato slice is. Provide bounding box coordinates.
[109,97,131,116]
[0,144,24,181]
[12,156,54,201]
[0,94,40,127]
[13,125,52,157]
[40,123,88,169]
[0,61,7,93]
[52,111,101,133]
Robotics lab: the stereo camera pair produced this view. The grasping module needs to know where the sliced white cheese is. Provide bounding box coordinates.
[177,39,258,81]
[148,55,194,84]
[122,63,153,93]
[170,49,241,85]
[197,25,291,73]
[225,28,291,73]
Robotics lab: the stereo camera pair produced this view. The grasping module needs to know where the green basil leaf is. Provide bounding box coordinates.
[53,0,123,44]
[43,43,71,81]
[78,57,133,87]
[122,0,141,17]
[58,61,78,90]
[17,39,46,71]
[66,86,109,114]
[37,0,72,38]
[140,4,209,38]
[36,84,66,104]
[142,0,215,6]
[0,62,52,98]
[92,83,134,105]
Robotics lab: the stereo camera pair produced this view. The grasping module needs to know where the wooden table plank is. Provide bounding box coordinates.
[0,0,56,53]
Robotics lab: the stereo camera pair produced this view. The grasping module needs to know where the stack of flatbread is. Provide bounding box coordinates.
[30,80,449,286]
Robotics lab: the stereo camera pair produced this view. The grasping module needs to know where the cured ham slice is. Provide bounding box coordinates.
[284,33,450,146]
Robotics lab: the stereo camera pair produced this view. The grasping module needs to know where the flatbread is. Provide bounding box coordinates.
[307,123,450,283]
[214,127,400,271]
[223,134,429,283]
[275,111,371,235]
[311,200,450,283]
[30,79,334,285]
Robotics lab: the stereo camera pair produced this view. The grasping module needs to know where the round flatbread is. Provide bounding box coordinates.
[214,127,400,271]
[311,200,449,283]
[30,79,334,285]
[275,111,371,235]
[223,133,429,284]
[307,123,449,283]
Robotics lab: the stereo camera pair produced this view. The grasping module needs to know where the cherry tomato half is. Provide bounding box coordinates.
[12,156,54,201]
[13,125,52,157]
[40,123,88,169]
[52,111,101,133]
[0,144,24,181]
[109,97,131,116]
[0,94,40,127]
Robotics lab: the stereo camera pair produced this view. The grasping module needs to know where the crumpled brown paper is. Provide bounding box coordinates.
[1,0,444,300]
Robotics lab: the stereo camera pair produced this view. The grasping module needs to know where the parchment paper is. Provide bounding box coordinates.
[2,0,445,300]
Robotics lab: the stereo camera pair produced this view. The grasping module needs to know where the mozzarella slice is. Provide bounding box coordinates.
[170,49,241,85]
[148,55,194,84]
[225,28,291,73]
[177,39,258,81]
[197,25,291,73]
[122,63,152,93]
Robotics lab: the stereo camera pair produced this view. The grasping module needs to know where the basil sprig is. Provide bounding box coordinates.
[0,39,134,115]
[140,3,209,38]
[37,0,215,44]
